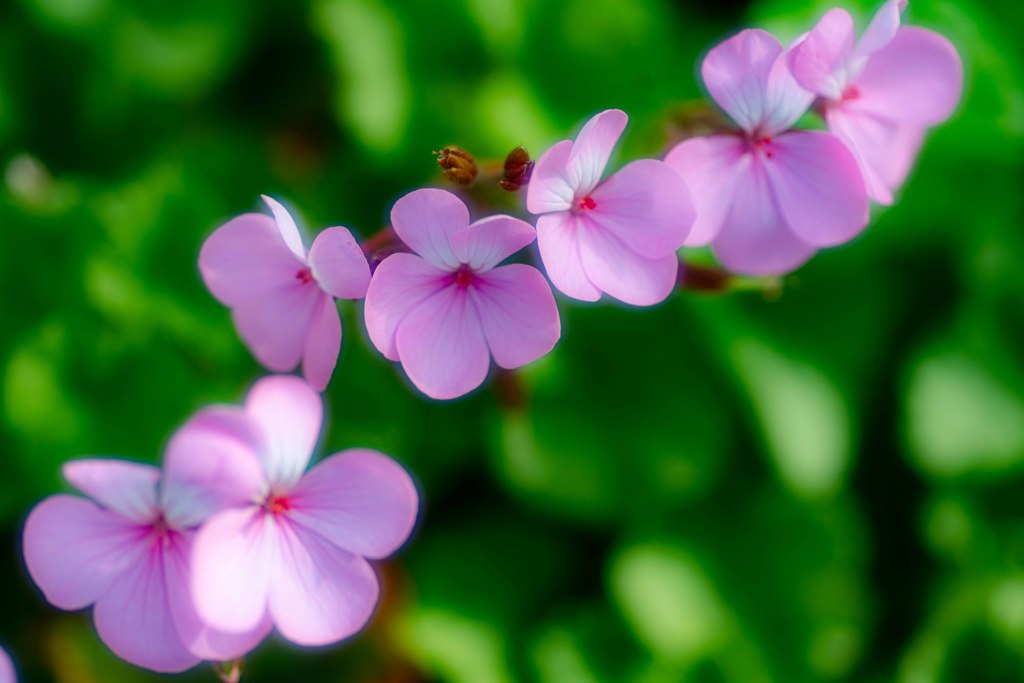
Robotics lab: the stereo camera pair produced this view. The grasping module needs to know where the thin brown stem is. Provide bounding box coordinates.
[213,659,243,683]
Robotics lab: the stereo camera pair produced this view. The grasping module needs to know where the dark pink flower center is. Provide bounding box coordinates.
[295,267,314,285]
[748,134,776,159]
[841,85,861,102]
[453,265,474,288]
[575,196,597,212]
[265,494,292,515]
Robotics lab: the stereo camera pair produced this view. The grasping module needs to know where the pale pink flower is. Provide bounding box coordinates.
[665,30,870,275]
[22,413,271,672]
[790,0,963,203]
[526,109,695,305]
[364,189,560,400]
[0,646,14,683]
[191,375,418,647]
[199,196,371,391]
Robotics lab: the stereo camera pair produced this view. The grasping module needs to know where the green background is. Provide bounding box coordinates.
[2,0,1023,681]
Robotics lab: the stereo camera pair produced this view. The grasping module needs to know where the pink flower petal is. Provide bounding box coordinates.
[854,0,906,63]
[764,130,869,247]
[231,281,322,372]
[0,646,14,683]
[23,495,144,610]
[160,408,266,528]
[535,213,601,302]
[790,8,856,100]
[390,189,467,269]
[62,459,160,522]
[853,27,963,126]
[469,264,561,369]
[308,226,371,300]
[395,286,490,399]
[664,135,747,247]
[261,195,307,261]
[762,43,816,135]
[588,159,694,259]
[826,106,924,204]
[526,140,575,214]
[576,223,680,306]
[92,537,199,673]
[245,375,322,489]
[289,449,418,559]
[450,215,536,271]
[191,507,274,634]
[199,214,306,306]
[702,29,782,133]
[301,294,342,392]
[364,253,453,362]
[711,158,817,275]
[164,533,271,661]
[268,522,379,646]
[565,109,628,195]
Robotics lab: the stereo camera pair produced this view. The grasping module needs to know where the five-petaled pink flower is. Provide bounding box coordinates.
[191,375,419,646]
[527,109,695,305]
[790,0,962,204]
[665,30,869,275]
[364,189,561,400]
[199,196,371,391]
[23,413,272,672]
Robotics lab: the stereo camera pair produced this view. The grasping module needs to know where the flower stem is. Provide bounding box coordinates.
[214,659,243,683]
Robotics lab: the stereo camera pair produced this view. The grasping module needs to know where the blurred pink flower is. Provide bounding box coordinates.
[191,375,418,646]
[790,0,963,203]
[199,196,371,391]
[527,109,695,305]
[22,413,271,672]
[665,30,869,275]
[0,646,14,683]
[364,189,560,400]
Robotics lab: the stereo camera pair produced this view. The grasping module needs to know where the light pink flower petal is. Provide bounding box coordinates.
[588,159,694,259]
[308,227,371,300]
[702,29,781,133]
[790,8,856,100]
[191,507,274,634]
[62,459,160,522]
[161,407,266,528]
[164,533,271,661]
[535,213,601,302]
[245,375,322,488]
[261,195,307,261]
[390,189,466,269]
[301,294,342,392]
[664,135,747,247]
[0,646,13,683]
[450,215,536,272]
[289,449,418,559]
[853,27,963,126]
[827,106,924,204]
[231,281,322,372]
[764,130,869,247]
[526,140,575,214]
[23,495,144,610]
[855,0,906,62]
[268,522,379,646]
[364,253,453,362]
[576,224,680,306]
[565,109,628,195]
[395,286,490,400]
[712,158,817,276]
[469,264,561,369]
[199,214,306,306]
[763,44,816,135]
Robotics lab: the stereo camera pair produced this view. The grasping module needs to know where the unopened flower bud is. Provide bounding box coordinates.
[498,146,533,191]
[435,146,478,186]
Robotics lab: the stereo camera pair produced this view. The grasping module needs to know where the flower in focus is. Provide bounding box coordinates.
[0,646,14,683]
[199,195,371,391]
[364,188,561,400]
[665,30,869,275]
[22,413,271,672]
[191,375,419,646]
[790,0,963,203]
[527,109,695,305]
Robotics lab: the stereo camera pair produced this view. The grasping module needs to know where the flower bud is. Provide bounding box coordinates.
[498,146,533,191]
[435,146,478,186]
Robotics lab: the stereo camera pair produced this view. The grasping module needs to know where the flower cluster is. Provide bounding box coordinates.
[22,376,418,673]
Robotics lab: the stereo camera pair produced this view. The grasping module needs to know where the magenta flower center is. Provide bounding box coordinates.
[841,85,861,102]
[575,196,597,212]
[746,134,776,160]
[295,267,314,285]
[454,265,474,288]
[265,494,292,515]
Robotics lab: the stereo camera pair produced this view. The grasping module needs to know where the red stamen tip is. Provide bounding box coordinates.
[266,495,292,515]
[295,268,314,284]
[577,196,597,212]
[454,267,474,288]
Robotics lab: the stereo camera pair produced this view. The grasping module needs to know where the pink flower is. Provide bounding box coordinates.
[199,196,372,391]
[790,0,963,203]
[364,189,560,400]
[22,413,271,672]
[191,375,418,646]
[526,109,695,305]
[0,646,14,683]
[665,30,869,275]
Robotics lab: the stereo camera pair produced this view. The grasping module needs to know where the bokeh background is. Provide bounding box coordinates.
[2,0,1023,681]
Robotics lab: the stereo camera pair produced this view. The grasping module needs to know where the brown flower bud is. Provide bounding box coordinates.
[498,146,533,191]
[435,146,478,186]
